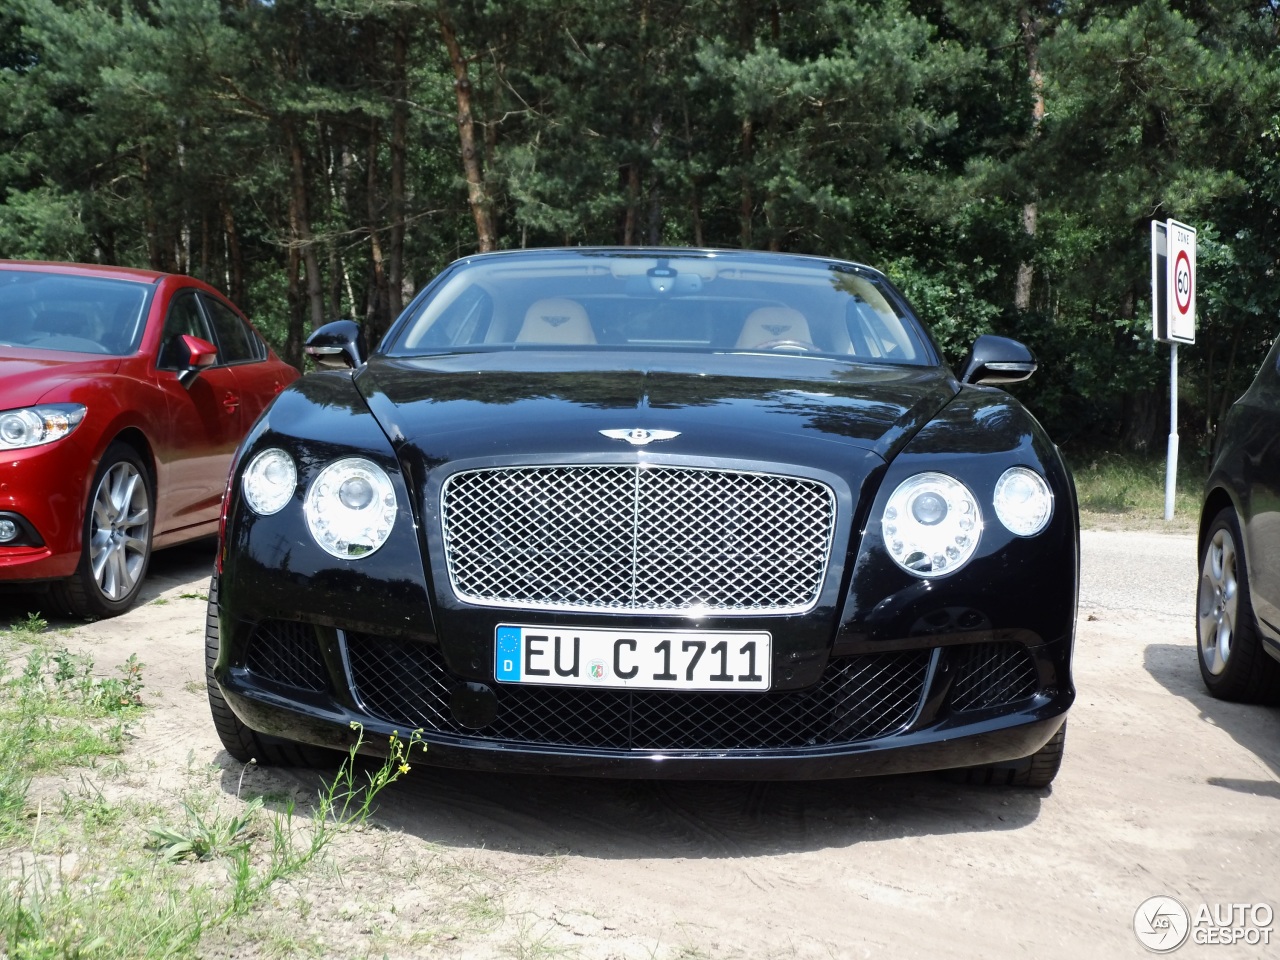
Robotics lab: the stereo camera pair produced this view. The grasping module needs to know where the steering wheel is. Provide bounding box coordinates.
[750,338,821,353]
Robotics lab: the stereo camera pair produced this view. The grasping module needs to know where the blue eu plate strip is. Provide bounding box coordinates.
[495,626,522,682]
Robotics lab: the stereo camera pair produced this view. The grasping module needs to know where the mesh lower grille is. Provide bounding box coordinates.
[440,465,837,615]
[244,620,329,692]
[345,633,930,751]
[949,642,1039,712]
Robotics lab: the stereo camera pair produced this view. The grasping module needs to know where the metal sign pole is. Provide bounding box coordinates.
[1154,218,1194,522]
[1165,342,1178,521]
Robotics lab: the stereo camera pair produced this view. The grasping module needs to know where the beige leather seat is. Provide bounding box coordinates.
[736,306,812,349]
[516,298,596,345]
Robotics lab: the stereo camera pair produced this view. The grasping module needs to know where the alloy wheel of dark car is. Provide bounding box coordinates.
[1197,508,1280,702]
[204,575,336,767]
[52,443,154,620]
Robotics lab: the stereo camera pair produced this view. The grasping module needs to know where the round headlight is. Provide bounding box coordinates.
[304,458,397,559]
[882,472,982,578]
[994,467,1053,536]
[242,448,297,516]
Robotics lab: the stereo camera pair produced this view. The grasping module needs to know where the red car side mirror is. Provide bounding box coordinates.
[177,335,219,388]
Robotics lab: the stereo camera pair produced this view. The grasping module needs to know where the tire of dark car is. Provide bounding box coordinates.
[944,721,1066,788]
[52,442,155,620]
[1197,507,1280,703]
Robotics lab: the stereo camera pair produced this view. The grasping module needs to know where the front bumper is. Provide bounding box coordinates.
[0,441,90,582]
[214,618,1073,780]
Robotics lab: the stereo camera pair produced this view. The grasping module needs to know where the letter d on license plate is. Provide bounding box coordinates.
[495,624,771,691]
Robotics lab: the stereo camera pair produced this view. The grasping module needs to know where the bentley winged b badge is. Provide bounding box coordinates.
[599,428,681,446]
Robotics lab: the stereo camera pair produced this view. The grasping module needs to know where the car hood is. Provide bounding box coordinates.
[354,351,958,469]
[0,350,123,405]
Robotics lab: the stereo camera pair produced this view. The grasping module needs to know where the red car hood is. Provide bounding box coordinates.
[0,349,124,406]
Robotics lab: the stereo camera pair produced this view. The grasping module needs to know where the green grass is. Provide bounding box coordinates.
[0,643,143,843]
[0,626,427,960]
[1067,451,1204,530]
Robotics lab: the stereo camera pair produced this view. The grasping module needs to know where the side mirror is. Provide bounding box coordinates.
[960,334,1037,386]
[305,319,367,370]
[177,335,218,389]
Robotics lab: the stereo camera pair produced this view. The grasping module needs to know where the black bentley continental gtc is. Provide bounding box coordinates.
[207,248,1078,787]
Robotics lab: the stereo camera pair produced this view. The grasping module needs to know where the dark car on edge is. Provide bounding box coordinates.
[1198,333,1280,702]
[207,248,1078,787]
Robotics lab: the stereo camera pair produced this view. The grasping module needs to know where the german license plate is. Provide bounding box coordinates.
[495,624,772,691]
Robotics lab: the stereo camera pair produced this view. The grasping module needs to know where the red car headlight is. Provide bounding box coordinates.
[0,403,86,449]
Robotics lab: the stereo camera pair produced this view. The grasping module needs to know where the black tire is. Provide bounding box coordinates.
[205,575,334,767]
[52,442,154,620]
[945,721,1067,788]
[1197,507,1280,703]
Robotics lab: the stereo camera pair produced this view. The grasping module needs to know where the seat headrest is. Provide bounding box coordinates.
[736,306,812,349]
[516,298,596,345]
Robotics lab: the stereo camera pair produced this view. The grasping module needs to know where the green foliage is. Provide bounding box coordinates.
[0,0,1276,443]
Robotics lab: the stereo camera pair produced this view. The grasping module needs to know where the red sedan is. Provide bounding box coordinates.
[0,261,298,618]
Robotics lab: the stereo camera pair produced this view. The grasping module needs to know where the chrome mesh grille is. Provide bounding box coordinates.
[345,633,930,750]
[441,465,837,614]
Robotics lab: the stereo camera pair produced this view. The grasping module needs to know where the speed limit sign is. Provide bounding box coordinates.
[1149,218,1196,521]
[1151,219,1196,344]
[1165,220,1196,344]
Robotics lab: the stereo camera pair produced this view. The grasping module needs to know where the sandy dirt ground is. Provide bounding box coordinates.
[3,529,1278,960]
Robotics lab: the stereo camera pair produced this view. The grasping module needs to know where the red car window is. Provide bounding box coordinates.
[158,291,215,369]
[201,293,265,364]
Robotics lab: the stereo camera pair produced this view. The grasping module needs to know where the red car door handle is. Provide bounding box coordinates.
[223,393,240,413]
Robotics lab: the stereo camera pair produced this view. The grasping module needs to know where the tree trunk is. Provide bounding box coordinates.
[1213,321,1244,434]
[1120,389,1161,452]
[1015,5,1046,311]
[140,148,161,271]
[739,117,754,249]
[389,25,408,317]
[284,118,325,329]
[623,162,640,246]
[438,4,496,252]
[366,119,391,340]
[199,213,210,284]
[683,106,704,246]
[285,241,304,371]
[221,202,246,310]
[646,114,663,245]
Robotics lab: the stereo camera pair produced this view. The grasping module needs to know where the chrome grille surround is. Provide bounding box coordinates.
[441,464,837,615]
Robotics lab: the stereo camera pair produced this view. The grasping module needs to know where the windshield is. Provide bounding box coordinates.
[0,270,152,356]
[384,251,935,366]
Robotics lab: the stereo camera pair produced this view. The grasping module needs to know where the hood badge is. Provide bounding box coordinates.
[600,428,681,446]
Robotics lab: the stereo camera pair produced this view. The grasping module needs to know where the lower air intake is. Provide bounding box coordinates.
[344,633,930,751]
